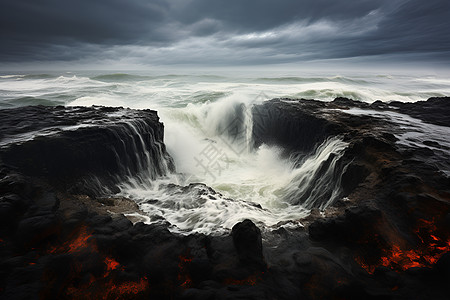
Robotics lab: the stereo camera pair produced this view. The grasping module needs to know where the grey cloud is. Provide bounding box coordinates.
[319,0,450,60]
[369,0,450,52]
[0,0,449,65]
[208,0,450,62]
[0,0,172,61]
[188,19,223,37]
[1,0,170,43]
[173,0,387,31]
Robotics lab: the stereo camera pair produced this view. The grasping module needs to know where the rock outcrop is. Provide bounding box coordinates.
[0,105,174,196]
[1,98,450,300]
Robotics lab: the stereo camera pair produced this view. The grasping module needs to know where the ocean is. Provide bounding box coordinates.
[1,70,450,234]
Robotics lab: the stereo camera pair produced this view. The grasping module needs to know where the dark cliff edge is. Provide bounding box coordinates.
[0,106,174,196]
[251,99,341,154]
[1,99,450,300]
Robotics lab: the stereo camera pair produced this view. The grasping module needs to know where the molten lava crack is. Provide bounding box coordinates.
[43,225,149,299]
[356,218,450,274]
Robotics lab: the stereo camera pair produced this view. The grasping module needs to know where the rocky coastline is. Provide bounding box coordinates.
[1,97,450,299]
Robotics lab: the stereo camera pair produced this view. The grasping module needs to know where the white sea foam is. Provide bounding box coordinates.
[120,99,349,234]
[69,95,127,107]
[120,137,348,235]
[0,75,25,79]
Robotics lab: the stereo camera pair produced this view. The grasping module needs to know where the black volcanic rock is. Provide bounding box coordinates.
[251,98,341,154]
[309,206,383,240]
[340,163,371,195]
[332,96,369,108]
[378,97,450,127]
[0,105,174,196]
[251,97,401,208]
[231,219,266,270]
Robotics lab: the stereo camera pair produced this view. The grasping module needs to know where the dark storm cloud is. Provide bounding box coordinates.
[172,0,385,31]
[0,0,172,61]
[208,0,450,64]
[1,0,170,43]
[0,0,449,65]
[363,0,450,54]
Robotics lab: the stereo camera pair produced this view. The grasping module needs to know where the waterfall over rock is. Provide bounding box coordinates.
[0,105,174,196]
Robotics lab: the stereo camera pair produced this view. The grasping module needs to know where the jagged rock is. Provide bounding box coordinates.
[387,97,450,127]
[0,106,174,196]
[251,99,341,154]
[231,219,266,270]
[309,206,383,243]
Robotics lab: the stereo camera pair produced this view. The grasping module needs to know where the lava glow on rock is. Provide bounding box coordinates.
[44,225,149,299]
[48,225,96,254]
[356,218,450,274]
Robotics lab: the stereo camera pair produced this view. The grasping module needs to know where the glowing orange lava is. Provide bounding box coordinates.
[48,225,96,254]
[357,218,450,274]
[107,277,148,296]
[104,257,120,271]
[66,277,149,300]
[44,225,149,299]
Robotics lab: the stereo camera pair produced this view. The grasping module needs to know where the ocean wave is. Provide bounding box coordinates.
[254,76,370,85]
[91,73,156,82]
[68,95,127,107]
[189,91,231,104]
[4,96,65,107]
[255,76,323,83]
[0,75,25,79]
[22,74,57,80]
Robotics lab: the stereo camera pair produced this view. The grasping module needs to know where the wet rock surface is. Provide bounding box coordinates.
[251,99,340,154]
[0,105,174,196]
[231,219,266,271]
[1,99,450,299]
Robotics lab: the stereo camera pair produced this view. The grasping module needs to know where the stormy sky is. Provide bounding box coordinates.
[1,0,449,68]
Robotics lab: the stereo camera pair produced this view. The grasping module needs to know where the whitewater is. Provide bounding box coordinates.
[1,70,450,234]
